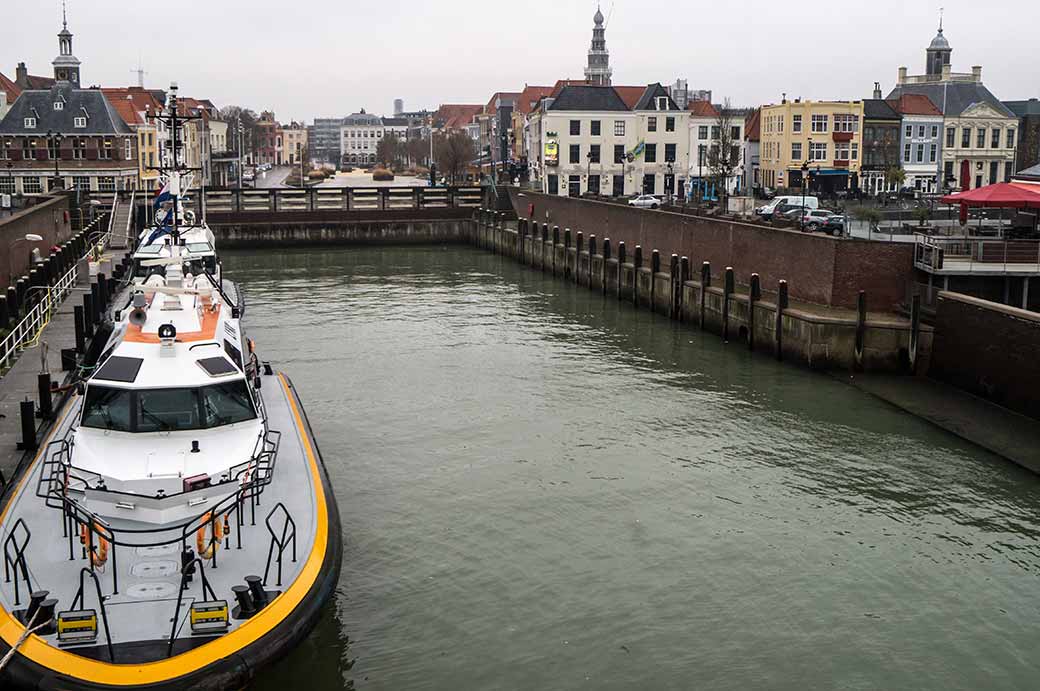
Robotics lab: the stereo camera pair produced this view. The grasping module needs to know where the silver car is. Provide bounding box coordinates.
[628,194,661,209]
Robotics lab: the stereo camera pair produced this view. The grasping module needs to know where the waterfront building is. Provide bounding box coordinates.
[512,85,556,167]
[860,94,902,196]
[687,101,746,197]
[477,92,519,175]
[1003,98,1040,172]
[309,118,345,166]
[743,108,761,193]
[890,93,944,193]
[280,122,308,165]
[887,22,1018,190]
[340,111,384,166]
[0,15,138,195]
[584,6,612,87]
[255,112,279,166]
[101,87,163,187]
[758,98,864,193]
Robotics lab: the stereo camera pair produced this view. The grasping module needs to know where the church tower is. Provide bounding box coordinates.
[584,5,612,86]
[52,1,82,87]
[925,13,951,78]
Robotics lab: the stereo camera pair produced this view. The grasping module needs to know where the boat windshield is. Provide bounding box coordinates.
[81,381,257,432]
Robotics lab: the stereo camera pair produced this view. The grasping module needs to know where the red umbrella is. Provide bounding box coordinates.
[941,182,1040,209]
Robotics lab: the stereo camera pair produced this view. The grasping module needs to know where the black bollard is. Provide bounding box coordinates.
[18,400,36,451]
[37,373,53,420]
[0,295,8,331]
[700,262,711,330]
[603,238,611,260]
[564,228,571,248]
[748,273,761,350]
[61,348,77,372]
[232,585,256,618]
[589,234,596,256]
[246,575,268,609]
[97,273,108,310]
[82,292,95,338]
[679,256,690,322]
[651,249,661,274]
[6,287,17,319]
[670,255,680,319]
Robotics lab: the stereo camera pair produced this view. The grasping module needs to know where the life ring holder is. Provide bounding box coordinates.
[196,511,227,560]
[80,521,109,567]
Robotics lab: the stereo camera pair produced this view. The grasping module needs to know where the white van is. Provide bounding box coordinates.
[756,195,819,218]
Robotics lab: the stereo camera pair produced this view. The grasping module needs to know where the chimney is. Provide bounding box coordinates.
[781,92,787,104]
[897,67,907,84]
[873,81,882,99]
[15,62,28,88]
[971,65,982,81]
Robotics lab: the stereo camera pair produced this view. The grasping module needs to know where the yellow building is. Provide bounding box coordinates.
[759,99,864,193]
[102,87,163,187]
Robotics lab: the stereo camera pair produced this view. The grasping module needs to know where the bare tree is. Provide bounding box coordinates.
[435,131,476,184]
[219,106,260,160]
[376,133,404,170]
[707,98,740,208]
[406,136,430,168]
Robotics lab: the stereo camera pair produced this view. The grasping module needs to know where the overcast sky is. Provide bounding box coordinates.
[4,0,1038,122]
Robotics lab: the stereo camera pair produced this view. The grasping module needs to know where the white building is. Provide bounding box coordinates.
[339,111,383,166]
[530,84,688,198]
[687,100,746,198]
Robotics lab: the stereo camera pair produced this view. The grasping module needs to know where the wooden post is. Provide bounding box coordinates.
[575,232,583,284]
[748,273,761,350]
[909,293,921,373]
[679,256,690,322]
[700,261,710,330]
[617,241,626,300]
[723,267,734,342]
[633,245,643,307]
[776,280,788,361]
[855,290,867,371]
[670,254,680,319]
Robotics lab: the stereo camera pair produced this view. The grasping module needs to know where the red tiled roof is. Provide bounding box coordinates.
[101,87,164,127]
[688,100,719,117]
[23,74,55,90]
[887,93,942,116]
[744,108,761,141]
[436,104,482,130]
[0,72,21,100]
[516,85,555,116]
[612,86,646,110]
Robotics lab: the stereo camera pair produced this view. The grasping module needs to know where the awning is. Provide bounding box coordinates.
[814,169,850,177]
[941,182,1040,209]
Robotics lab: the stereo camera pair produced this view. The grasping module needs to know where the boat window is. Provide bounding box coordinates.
[186,242,213,253]
[81,386,133,431]
[136,388,200,432]
[94,355,144,383]
[201,380,256,427]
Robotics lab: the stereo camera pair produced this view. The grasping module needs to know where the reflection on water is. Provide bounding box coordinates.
[233,246,1040,691]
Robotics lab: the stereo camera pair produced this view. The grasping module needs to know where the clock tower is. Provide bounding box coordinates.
[52,1,82,87]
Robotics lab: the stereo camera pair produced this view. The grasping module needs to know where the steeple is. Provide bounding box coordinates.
[53,0,81,87]
[925,9,952,78]
[584,4,612,87]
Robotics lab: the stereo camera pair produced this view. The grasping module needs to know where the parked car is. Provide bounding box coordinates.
[756,195,819,220]
[789,208,836,231]
[629,194,661,209]
[822,214,846,237]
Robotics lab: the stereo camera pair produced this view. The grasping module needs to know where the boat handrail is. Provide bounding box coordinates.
[166,556,219,658]
[69,567,115,662]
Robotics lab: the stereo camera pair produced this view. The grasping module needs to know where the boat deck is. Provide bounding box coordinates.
[0,367,320,663]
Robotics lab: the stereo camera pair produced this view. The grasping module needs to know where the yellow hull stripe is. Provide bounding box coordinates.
[0,374,331,685]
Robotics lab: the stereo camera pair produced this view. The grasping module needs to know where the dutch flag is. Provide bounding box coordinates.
[153,180,172,211]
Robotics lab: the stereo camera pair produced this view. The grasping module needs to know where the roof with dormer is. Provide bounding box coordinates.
[547,85,629,112]
[633,84,680,111]
[887,81,1015,118]
[0,81,132,135]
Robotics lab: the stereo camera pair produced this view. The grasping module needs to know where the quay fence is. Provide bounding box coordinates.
[198,186,486,214]
[0,212,112,374]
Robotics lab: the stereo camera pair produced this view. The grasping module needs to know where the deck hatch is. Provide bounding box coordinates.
[93,356,144,383]
[196,356,238,377]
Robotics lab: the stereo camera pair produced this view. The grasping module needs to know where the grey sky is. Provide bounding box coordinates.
[5,0,1038,123]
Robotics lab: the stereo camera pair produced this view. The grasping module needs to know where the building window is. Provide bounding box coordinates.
[614,121,625,137]
[710,126,720,140]
[125,139,132,160]
[22,176,42,194]
[792,114,802,133]
[697,144,706,167]
[991,128,1001,148]
[976,128,985,148]
[647,117,657,133]
[74,116,86,128]
[23,139,35,160]
[72,137,85,159]
[98,176,116,192]
[666,117,675,132]
[591,120,601,136]
[777,116,784,133]
[931,125,939,138]
[53,101,63,111]
[47,138,60,159]
[989,161,999,184]
[698,125,708,140]
[570,120,581,136]
[645,143,657,163]
[72,176,90,191]
[836,143,850,161]
[916,144,924,163]
[918,125,926,138]
[1007,129,1016,149]
[791,142,803,160]
[905,125,913,138]
[944,161,954,182]
[664,143,676,162]
[589,144,600,163]
[834,114,857,133]
[809,142,827,161]
[731,126,741,140]
[929,143,937,162]
[904,143,912,162]
[569,144,580,164]
[614,144,625,163]
[23,117,36,129]
[811,114,828,133]
[851,143,859,161]
[946,128,955,147]
[962,127,971,148]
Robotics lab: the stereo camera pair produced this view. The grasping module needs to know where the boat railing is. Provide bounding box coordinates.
[69,567,115,662]
[2,518,33,607]
[262,503,297,587]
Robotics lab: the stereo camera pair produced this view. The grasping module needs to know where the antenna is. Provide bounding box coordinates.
[131,54,147,88]
[605,1,615,26]
[939,6,944,32]
[61,0,67,29]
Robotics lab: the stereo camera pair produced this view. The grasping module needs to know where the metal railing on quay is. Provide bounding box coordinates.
[196,185,485,214]
[913,234,1040,273]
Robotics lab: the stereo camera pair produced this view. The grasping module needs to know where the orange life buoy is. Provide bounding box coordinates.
[80,522,109,567]
[196,511,226,560]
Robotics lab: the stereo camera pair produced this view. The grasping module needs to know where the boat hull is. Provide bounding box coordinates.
[0,376,342,691]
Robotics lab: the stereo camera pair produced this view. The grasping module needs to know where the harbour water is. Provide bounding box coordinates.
[228,245,1040,690]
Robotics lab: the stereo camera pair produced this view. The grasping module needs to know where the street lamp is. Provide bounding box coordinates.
[586,150,593,196]
[7,233,45,285]
[801,160,810,229]
[45,130,65,191]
